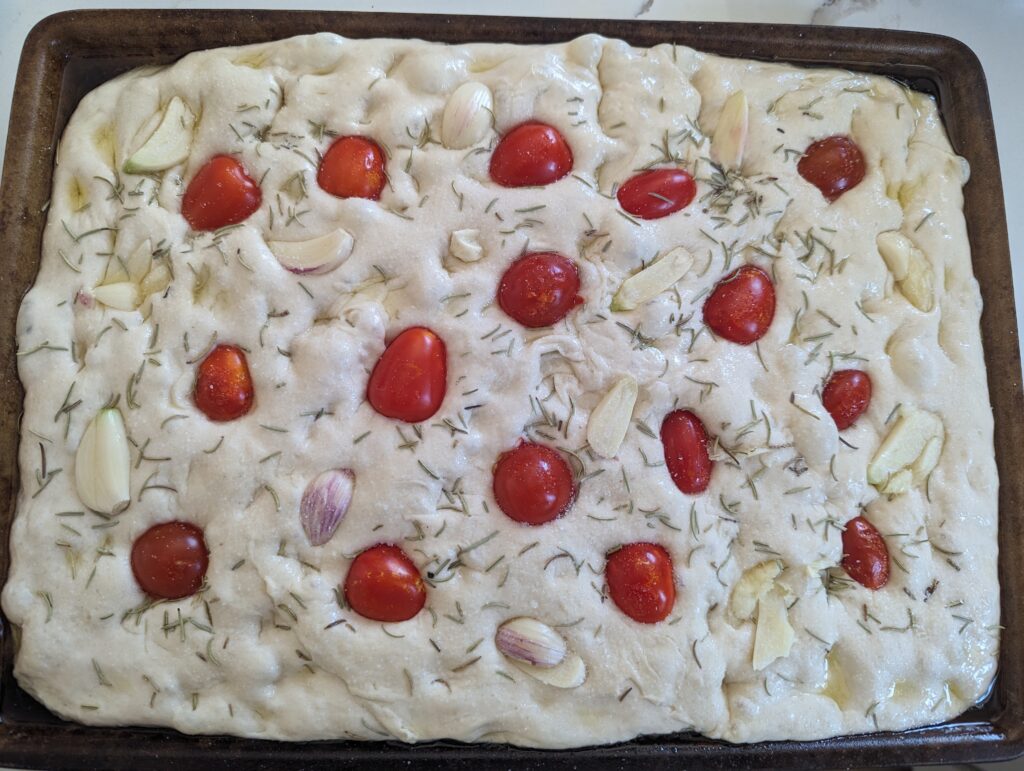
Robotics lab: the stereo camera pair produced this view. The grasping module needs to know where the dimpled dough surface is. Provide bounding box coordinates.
[1,33,998,747]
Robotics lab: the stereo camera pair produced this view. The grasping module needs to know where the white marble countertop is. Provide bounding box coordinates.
[0,1,1021,768]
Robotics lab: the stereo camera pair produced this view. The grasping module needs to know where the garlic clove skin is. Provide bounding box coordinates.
[586,375,638,459]
[441,82,494,150]
[512,652,587,689]
[300,468,355,546]
[75,408,131,515]
[449,229,484,263]
[611,246,694,311]
[123,96,196,174]
[495,617,567,669]
[268,229,354,275]
[92,282,141,311]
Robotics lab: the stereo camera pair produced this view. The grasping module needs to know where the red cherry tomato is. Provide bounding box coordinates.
[822,369,872,430]
[131,521,209,600]
[489,122,573,188]
[797,136,866,202]
[317,136,387,200]
[616,168,697,220]
[182,155,262,231]
[344,544,426,622]
[841,515,890,590]
[661,409,713,495]
[367,327,447,423]
[702,264,776,344]
[497,252,583,328]
[606,543,676,624]
[493,442,576,526]
[194,344,254,422]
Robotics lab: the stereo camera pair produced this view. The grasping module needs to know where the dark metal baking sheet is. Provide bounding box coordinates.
[0,9,1019,769]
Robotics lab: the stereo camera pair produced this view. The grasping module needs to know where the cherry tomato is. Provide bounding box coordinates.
[181,155,262,231]
[367,327,447,423]
[194,344,254,422]
[702,264,776,344]
[841,515,890,590]
[616,168,696,220]
[493,442,576,526]
[822,369,872,430]
[798,136,866,202]
[661,409,713,495]
[317,136,387,200]
[131,521,209,600]
[489,122,573,187]
[497,252,583,328]
[606,543,676,624]
[344,544,426,622]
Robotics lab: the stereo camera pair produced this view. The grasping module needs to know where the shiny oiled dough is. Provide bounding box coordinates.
[2,33,998,747]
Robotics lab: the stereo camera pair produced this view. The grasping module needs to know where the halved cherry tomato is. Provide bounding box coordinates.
[344,544,426,622]
[606,543,675,624]
[617,168,696,220]
[317,136,387,200]
[498,252,583,328]
[702,264,776,344]
[493,442,576,526]
[182,155,262,231]
[194,344,254,422]
[661,409,712,495]
[489,122,573,187]
[798,136,866,202]
[367,327,447,423]
[131,521,209,600]
[822,369,872,430]
[841,515,890,590]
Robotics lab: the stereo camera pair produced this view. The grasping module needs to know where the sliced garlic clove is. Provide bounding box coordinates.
[140,263,172,298]
[752,586,794,671]
[611,246,694,311]
[711,90,749,171]
[92,282,141,311]
[75,408,131,515]
[496,617,567,669]
[123,96,196,174]
[877,231,911,281]
[586,375,638,459]
[449,229,484,263]
[441,82,494,150]
[268,229,354,275]
[300,469,355,547]
[730,560,783,621]
[867,406,944,494]
[512,652,586,689]
[125,241,154,283]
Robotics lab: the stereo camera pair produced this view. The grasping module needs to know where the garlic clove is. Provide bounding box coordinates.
[140,263,172,298]
[611,246,694,311]
[268,229,354,275]
[877,231,911,281]
[123,96,196,174]
[92,282,141,311]
[730,560,783,621]
[75,408,131,515]
[449,229,484,263]
[512,652,586,689]
[586,375,638,459]
[300,468,355,547]
[900,252,934,312]
[867,406,944,494]
[711,90,749,171]
[125,241,154,283]
[441,82,494,150]
[495,617,567,668]
[752,586,794,670]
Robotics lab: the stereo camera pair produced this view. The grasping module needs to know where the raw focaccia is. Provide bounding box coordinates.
[2,32,998,747]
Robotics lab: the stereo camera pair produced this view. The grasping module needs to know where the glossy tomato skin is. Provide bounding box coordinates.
[131,521,209,600]
[498,252,583,328]
[822,369,872,430]
[317,136,387,200]
[798,136,866,202]
[661,410,713,495]
[367,327,447,423]
[617,168,697,220]
[606,543,676,623]
[194,344,254,422]
[344,544,426,622]
[182,155,262,231]
[493,442,576,526]
[841,515,890,590]
[490,122,573,187]
[702,265,776,344]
